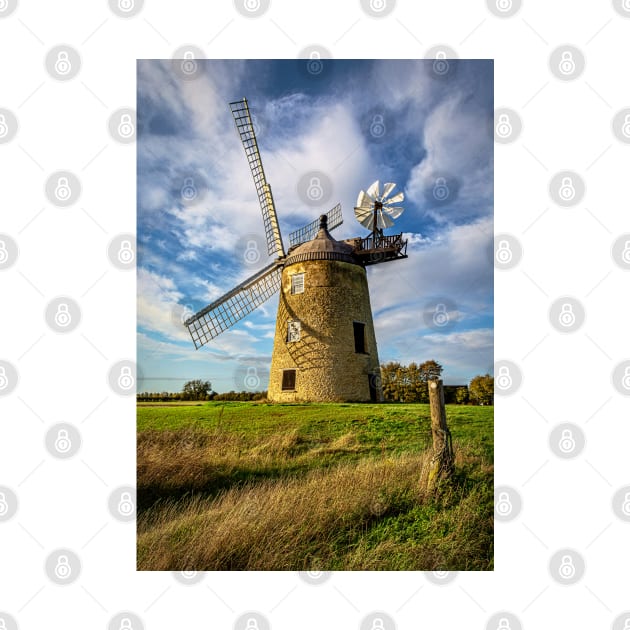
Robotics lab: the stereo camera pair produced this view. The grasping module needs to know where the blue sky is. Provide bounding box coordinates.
[137,59,493,393]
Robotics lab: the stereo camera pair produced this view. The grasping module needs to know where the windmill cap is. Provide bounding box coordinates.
[284,215,359,268]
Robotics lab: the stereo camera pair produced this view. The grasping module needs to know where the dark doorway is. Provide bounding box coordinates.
[368,375,377,402]
[353,321,366,353]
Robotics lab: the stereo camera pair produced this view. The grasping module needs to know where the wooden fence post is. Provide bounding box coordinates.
[427,379,454,489]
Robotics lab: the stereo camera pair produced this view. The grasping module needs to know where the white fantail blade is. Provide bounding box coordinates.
[366,180,380,200]
[356,189,371,209]
[386,191,404,204]
[382,205,404,219]
[381,182,396,200]
[376,210,395,229]
[354,205,374,229]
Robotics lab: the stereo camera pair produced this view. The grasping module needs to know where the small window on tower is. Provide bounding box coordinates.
[291,273,305,295]
[282,369,296,391]
[353,321,366,354]
[287,320,301,343]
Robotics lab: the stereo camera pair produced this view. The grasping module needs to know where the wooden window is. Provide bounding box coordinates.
[291,273,304,295]
[353,321,366,354]
[282,369,296,391]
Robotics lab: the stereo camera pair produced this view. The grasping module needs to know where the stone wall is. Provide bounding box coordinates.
[267,258,382,402]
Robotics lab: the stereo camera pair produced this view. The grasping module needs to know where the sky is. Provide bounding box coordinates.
[137,59,494,393]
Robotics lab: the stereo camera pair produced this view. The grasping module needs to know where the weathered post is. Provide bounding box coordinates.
[427,379,454,489]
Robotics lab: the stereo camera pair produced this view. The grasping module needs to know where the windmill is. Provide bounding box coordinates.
[184,98,408,402]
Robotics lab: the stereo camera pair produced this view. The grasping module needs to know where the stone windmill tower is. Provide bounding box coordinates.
[184,98,408,402]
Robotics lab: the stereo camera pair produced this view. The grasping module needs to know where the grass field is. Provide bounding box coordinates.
[137,402,493,571]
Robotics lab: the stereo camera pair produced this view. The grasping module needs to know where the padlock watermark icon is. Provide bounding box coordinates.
[54,303,72,328]
[558,303,576,327]
[118,492,134,516]
[549,45,585,81]
[495,0,512,11]
[432,303,449,327]
[181,177,197,201]
[307,50,323,75]
[549,296,584,332]
[54,177,72,201]
[54,429,72,454]
[370,114,386,138]
[369,0,387,12]
[46,171,81,207]
[612,361,630,395]
[0,108,18,144]
[307,176,324,200]
[0,486,18,522]
[181,51,197,75]
[46,297,81,333]
[244,367,260,390]
[486,613,523,630]
[495,491,513,516]
[243,0,261,11]
[298,171,331,206]
[234,613,270,630]
[118,0,134,11]
[495,114,512,138]
[558,176,575,201]
[118,366,135,390]
[117,240,135,264]
[549,548,585,584]
[359,612,396,630]
[109,361,139,395]
[117,113,134,139]
[432,177,449,201]
[432,50,449,75]
[54,51,72,75]
[0,361,18,396]
[496,366,512,390]
[549,423,584,458]
[46,46,81,81]
[558,428,575,453]
[244,240,260,264]
[107,612,145,630]
[108,486,137,522]
[0,240,8,264]
[54,554,72,579]
[370,618,385,630]
[558,554,576,579]
[558,51,576,75]
[495,240,512,264]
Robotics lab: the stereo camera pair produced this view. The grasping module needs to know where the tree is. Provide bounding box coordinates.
[455,386,469,405]
[469,374,493,405]
[182,379,212,401]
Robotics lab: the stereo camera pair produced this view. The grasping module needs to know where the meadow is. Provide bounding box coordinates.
[137,402,493,571]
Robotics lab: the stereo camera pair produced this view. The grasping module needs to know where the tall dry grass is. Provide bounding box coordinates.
[137,416,493,571]
[138,452,429,570]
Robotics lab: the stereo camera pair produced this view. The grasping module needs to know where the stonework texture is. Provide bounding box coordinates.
[267,258,383,402]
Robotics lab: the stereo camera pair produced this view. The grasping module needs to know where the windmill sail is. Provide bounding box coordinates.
[184,261,282,349]
[288,203,343,248]
[230,98,285,258]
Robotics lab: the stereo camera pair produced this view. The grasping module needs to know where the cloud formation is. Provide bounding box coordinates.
[137,59,493,391]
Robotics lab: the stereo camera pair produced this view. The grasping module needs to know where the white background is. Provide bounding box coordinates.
[1,0,629,629]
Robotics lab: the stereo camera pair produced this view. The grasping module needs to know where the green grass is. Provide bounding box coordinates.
[137,402,493,571]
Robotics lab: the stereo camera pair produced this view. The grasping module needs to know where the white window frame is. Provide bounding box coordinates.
[291,273,305,295]
[287,320,301,343]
